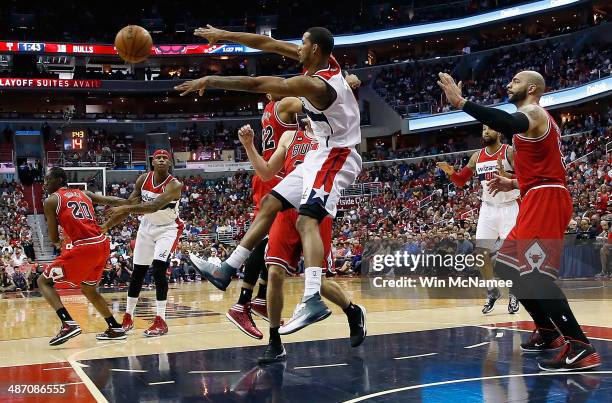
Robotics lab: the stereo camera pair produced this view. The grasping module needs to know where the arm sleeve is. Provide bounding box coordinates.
[462,101,530,135]
[450,166,474,187]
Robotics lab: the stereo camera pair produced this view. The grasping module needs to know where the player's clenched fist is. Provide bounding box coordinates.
[238,125,255,146]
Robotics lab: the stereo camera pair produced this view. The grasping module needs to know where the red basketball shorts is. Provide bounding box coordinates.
[497,185,572,279]
[252,175,282,218]
[44,235,110,287]
[265,209,333,274]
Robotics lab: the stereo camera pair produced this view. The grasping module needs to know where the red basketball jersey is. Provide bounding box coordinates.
[261,100,297,163]
[54,188,101,242]
[283,130,318,175]
[512,108,566,196]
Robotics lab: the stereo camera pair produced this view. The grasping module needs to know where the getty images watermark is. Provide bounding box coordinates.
[360,240,512,299]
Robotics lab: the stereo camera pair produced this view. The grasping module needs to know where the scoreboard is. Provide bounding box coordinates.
[63,128,87,152]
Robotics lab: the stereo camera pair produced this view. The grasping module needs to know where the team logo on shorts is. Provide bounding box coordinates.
[524,241,546,271]
[307,186,329,206]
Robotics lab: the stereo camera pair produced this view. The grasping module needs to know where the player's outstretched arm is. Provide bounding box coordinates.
[194,25,299,60]
[436,73,532,135]
[436,152,477,187]
[175,74,327,100]
[43,195,61,249]
[239,125,291,181]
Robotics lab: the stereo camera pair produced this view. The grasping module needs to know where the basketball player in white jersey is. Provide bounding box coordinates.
[437,126,520,314]
[177,26,364,344]
[105,149,184,336]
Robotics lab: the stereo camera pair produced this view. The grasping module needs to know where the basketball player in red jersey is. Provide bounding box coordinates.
[437,125,520,315]
[237,121,366,363]
[179,26,363,334]
[38,167,128,345]
[105,150,183,337]
[438,71,601,371]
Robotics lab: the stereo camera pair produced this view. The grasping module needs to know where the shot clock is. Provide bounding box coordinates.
[63,128,87,152]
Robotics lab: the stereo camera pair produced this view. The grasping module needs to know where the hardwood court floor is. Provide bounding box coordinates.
[1,278,611,402]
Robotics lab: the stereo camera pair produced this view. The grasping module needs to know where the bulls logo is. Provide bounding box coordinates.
[154,45,187,55]
[524,241,547,271]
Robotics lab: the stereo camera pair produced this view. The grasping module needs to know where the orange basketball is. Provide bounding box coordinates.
[114,25,152,64]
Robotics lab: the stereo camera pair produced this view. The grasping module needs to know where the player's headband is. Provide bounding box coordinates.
[152,149,171,159]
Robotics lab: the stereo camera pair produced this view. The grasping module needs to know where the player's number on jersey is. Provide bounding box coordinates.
[67,201,94,220]
[262,126,275,151]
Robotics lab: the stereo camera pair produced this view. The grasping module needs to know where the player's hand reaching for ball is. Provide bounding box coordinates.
[238,125,255,147]
[175,77,208,96]
[194,25,227,44]
[437,73,465,109]
[436,161,456,176]
[487,174,517,196]
[496,155,510,178]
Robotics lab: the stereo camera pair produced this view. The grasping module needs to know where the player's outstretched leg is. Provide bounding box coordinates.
[144,260,169,337]
[122,264,148,331]
[37,275,81,346]
[81,283,127,341]
[190,195,283,291]
[258,266,287,364]
[320,279,367,347]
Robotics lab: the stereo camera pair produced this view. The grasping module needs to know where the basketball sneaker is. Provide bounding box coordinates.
[348,304,367,347]
[482,287,501,314]
[121,313,134,332]
[49,321,81,346]
[144,316,168,337]
[227,303,263,339]
[250,298,269,322]
[507,293,520,314]
[257,340,287,364]
[279,292,331,335]
[96,327,127,341]
[189,253,235,291]
[538,339,602,371]
[521,327,565,353]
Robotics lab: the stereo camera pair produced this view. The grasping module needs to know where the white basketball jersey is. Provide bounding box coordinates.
[475,144,520,204]
[301,56,361,148]
[140,171,180,225]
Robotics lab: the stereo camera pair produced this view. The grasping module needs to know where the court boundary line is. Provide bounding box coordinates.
[342,371,612,402]
[67,358,108,402]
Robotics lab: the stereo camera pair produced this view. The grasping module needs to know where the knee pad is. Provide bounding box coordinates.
[151,259,169,300]
[243,238,267,286]
[128,264,149,298]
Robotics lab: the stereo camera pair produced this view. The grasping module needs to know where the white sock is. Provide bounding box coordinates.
[226,245,251,269]
[304,267,323,298]
[156,300,167,320]
[126,296,138,316]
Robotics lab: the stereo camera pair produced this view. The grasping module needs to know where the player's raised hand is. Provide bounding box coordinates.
[487,174,515,196]
[496,154,510,178]
[436,161,456,176]
[175,77,208,96]
[237,125,255,146]
[437,73,464,109]
[194,25,226,44]
[344,73,361,89]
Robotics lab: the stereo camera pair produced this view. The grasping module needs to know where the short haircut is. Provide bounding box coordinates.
[48,167,68,185]
[306,27,334,55]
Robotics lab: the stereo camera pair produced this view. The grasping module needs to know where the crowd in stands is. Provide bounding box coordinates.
[0,181,40,293]
[373,40,611,117]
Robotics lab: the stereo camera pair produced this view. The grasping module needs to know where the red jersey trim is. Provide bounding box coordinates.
[273,101,298,129]
[515,114,551,142]
[151,173,173,190]
[482,144,503,158]
[73,234,107,247]
[54,192,61,215]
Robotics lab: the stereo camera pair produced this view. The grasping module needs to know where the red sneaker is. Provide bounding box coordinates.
[520,327,565,353]
[122,313,134,332]
[250,298,269,322]
[49,321,81,346]
[226,303,263,339]
[143,316,168,337]
[538,339,602,371]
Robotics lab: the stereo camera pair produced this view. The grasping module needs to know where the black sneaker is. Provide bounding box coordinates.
[49,321,81,346]
[507,293,520,314]
[189,253,236,291]
[348,304,367,347]
[538,339,602,372]
[482,288,501,314]
[521,327,565,353]
[96,326,128,341]
[257,341,287,365]
[279,292,331,335]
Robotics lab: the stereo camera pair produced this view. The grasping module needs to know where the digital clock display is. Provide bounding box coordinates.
[63,129,87,151]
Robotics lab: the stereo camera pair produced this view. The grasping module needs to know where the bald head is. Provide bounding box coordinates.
[517,70,546,95]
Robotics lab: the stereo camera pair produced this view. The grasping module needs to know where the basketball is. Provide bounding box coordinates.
[114,25,152,64]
